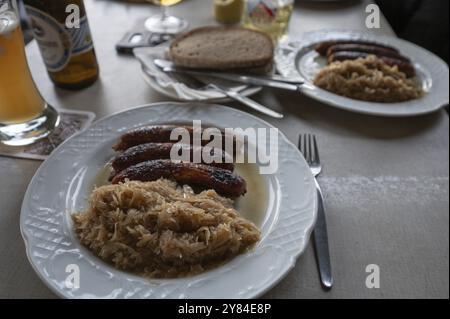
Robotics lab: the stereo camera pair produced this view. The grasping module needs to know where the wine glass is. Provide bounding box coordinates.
[145,0,188,34]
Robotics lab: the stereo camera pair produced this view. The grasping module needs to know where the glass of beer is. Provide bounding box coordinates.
[145,0,188,34]
[242,0,294,44]
[0,0,59,146]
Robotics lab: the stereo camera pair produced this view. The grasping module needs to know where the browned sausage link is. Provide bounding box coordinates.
[326,44,411,62]
[329,51,416,78]
[315,40,399,56]
[113,125,190,151]
[113,125,233,151]
[112,160,247,197]
[111,143,234,174]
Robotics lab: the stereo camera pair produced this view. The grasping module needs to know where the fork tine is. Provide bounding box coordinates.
[304,134,309,163]
[313,135,320,164]
[298,134,303,154]
[308,134,313,163]
[299,134,307,162]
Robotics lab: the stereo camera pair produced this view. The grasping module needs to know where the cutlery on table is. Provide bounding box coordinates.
[150,63,284,119]
[298,134,333,290]
[154,59,303,92]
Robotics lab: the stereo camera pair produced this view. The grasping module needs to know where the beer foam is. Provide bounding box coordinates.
[0,11,19,36]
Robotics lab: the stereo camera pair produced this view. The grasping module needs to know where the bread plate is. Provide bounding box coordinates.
[20,102,317,299]
[275,29,449,117]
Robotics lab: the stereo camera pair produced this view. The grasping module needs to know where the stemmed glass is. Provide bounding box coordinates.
[145,0,188,34]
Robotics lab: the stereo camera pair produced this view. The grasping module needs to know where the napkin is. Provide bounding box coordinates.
[133,46,248,101]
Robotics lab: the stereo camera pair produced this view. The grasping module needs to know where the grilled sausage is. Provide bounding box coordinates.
[326,44,411,62]
[111,143,234,175]
[315,40,399,56]
[113,125,233,151]
[112,159,247,197]
[328,51,416,77]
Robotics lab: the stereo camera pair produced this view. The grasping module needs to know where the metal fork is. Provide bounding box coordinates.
[298,134,333,290]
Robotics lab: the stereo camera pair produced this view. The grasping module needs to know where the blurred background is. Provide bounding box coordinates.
[376,0,449,63]
[16,0,449,64]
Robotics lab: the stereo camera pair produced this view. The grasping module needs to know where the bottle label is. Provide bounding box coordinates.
[24,5,94,72]
[247,0,278,24]
[67,16,94,56]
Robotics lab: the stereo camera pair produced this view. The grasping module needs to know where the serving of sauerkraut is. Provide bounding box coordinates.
[314,55,424,103]
[72,179,260,278]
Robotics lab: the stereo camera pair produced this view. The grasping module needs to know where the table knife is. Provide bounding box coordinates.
[154,59,303,92]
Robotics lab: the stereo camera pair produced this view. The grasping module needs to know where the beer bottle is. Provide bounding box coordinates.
[23,0,99,89]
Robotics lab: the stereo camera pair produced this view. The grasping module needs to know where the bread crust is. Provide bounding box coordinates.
[169,26,274,70]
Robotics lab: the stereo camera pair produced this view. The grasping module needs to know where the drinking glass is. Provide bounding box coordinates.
[145,0,188,34]
[242,0,294,43]
[0,0,59,146]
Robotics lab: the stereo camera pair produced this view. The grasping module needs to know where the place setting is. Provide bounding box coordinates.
[120,2,449,120]
[1,0,449,302]
[21,103,318,298]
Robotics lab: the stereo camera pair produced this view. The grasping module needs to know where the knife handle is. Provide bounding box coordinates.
[236,76,302,91]
[313,180,334,290]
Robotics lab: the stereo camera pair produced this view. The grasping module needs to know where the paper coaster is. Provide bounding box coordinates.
[0,109,95,161]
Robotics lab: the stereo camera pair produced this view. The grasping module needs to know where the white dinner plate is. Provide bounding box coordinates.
[276,29,449,117]
[134,46,262,102]
[20,103,317,299]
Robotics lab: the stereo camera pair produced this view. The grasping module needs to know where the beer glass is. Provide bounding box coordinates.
[0,0,59,146]
[242,0,294,43]
[145,0,188,34]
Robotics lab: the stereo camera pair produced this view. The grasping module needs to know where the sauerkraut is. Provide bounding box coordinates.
[72,179,260,278]
[314,55,424,103]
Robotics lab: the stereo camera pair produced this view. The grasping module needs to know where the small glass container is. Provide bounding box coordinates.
[242,0,294,43]
[214,0,244,25]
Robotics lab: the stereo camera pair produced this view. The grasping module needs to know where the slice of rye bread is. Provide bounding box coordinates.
[169,26,274,71]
